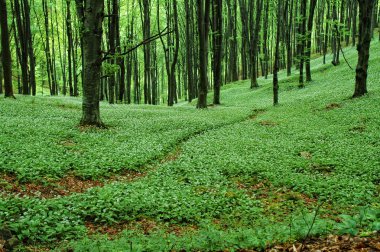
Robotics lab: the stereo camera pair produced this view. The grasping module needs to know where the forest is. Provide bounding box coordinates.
[0,0,380,251]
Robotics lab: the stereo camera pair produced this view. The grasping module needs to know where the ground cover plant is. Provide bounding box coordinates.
[0,42,379,251]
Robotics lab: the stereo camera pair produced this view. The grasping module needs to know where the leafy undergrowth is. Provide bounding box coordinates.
[1,43,380,251]
[0,96,250,182]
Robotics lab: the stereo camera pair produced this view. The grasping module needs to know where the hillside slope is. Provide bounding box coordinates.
[0,43,379,251]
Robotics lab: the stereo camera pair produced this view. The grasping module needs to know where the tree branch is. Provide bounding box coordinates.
[102,27,173,61]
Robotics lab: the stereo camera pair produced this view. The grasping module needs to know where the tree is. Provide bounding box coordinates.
[353,0,376,98]
[139,0,152,105]
[273,0,282,106]
[298,0,307,88]
[250,0,264,88]
[76,0,105,126]
[211,0,223,105]
[158,0,180,107]
[196,0,210,109]
[0,0,14,98]
[305,0,317,82]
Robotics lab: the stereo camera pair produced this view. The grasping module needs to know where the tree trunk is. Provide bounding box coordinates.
[24,0,36,95]
[185,0,195,102]
[274,0,282,106]
[305,0,317,82]
[250,0,263,88]
[323,0,330,64]
[0,0,14,98]
[298,0,307,88]
[212,0,223,105]
[14,0,29,95]
[76,0,104,126]
[66,0,74,96]
[0,54,3,94]
[197,0,210,109]
[353,0,375,98]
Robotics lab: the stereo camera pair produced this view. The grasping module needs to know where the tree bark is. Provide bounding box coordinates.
[76,0,104,126]
[185,0,196,102]
[353,0,375,98]
[298,0,307,88]
[0,0,14,98]
[196,0,210,109]
[273,0,282,106]
[212,0,223,105]
[305,0,317,82]
[250,0,263,88]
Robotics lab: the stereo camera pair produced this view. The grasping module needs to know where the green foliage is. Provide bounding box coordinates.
[1,43,380,251]
[0,97,248,182]
[338,207,380,236]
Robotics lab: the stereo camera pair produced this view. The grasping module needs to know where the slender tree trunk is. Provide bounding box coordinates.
[66,0,74,96]
[196,0,210,109]
[239,0,249,80]
[185,0,195,102]
[298,0,307,88]
[323,1,330,64]
[250,0,263,88]
[140,0,152,104]
[107,0,117,104]
[274,0,282,106]
[331,2,340,66]
[212,0,223,105]
[305,0,317,82]
[353,1,359,46]
[0,54,3,94]
[24,0,36,95]
[353,0,375,98]
[285,0,293,76]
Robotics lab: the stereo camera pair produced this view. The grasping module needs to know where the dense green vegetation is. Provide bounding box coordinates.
[1,42,379,251]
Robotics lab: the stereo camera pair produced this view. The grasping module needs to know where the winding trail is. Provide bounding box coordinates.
[0,107,267,199]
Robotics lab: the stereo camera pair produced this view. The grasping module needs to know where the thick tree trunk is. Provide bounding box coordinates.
[0,0,14,98]
[76,0,104,126]
[353,0,375,98]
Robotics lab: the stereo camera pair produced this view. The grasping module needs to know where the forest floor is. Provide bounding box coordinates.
[1,43,380,251]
